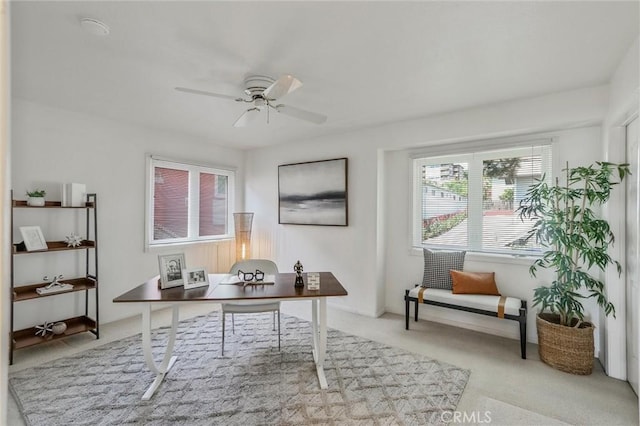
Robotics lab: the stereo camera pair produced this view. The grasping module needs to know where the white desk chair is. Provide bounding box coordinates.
[222,259,280,355]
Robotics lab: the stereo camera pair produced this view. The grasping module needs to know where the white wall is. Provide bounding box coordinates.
[245,85,609,348]
[10,99,245,327]
[245,137,380,316]
[1,0,10,423]
[601,35,640,379]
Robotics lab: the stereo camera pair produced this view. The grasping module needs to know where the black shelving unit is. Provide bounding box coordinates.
[9,191,99,364]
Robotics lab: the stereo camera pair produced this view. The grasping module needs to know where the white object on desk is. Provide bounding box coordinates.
[218,274,242,285]
[307,272,320,290]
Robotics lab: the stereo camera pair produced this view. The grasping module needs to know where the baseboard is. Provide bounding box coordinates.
[326,301,379,318]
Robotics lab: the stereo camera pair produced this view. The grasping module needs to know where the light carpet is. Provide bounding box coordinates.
[10,312,470,425]
[474,397,570,426]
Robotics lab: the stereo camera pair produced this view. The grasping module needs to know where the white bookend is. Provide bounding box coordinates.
[66,183,86,207]
[61,183,69,207]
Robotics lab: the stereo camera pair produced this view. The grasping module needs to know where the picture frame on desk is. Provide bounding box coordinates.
[19,226,48,251]
[158,253,186,289]
[182,267,209,290]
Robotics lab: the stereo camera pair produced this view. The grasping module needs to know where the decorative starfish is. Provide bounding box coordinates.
[35,321,53,337]
[65,233,83,247]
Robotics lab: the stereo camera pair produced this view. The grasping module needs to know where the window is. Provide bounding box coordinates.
[146,157,235,247]
[413,142,552,255]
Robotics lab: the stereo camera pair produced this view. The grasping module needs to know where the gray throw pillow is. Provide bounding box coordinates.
[422,248,466,289]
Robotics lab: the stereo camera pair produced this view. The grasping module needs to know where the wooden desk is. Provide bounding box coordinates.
[114,272,348,400]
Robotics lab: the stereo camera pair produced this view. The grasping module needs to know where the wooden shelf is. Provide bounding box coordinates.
[12,199,94,208]
[13,240,95,254]
[12,316,97,350]
[13,277,97,302]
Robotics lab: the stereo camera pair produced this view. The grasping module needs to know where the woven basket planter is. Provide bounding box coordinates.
[536,313,594,375]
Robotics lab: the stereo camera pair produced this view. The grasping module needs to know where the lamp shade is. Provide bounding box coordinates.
[233,212,254,261]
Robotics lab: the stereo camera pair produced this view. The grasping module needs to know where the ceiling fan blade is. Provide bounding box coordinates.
[175,87,242,101]
[263,75,303,100]
[233,107,261,127]
[275,104,327,124]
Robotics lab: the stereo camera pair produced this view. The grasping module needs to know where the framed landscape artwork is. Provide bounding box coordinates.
[278,158,348,226]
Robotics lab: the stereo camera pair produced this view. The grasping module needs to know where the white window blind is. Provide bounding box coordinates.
[146,157,235,247]
[413,142,552,255]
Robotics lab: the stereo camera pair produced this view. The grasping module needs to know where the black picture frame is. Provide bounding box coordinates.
[278,158,348,226]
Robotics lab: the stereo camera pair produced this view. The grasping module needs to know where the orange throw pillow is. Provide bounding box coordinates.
[450,270,501,295]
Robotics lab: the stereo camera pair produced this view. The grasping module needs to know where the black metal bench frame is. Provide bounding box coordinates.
[404,288,528,359]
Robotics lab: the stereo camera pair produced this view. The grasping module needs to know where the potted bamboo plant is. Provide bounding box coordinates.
[517,161,629,374]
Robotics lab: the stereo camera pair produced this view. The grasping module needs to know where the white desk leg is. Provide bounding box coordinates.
[311,298,319,363]
[314,298,328,389]
[141,304,179,400]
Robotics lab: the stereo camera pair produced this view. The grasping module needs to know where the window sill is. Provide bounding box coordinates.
[147,238,233,252]
[409,247,539,266]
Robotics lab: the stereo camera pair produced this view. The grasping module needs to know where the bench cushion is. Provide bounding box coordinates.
[422,248,466,289]
[408,287,522,316]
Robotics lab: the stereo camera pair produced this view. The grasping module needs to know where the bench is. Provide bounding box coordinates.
[404,286,527,359]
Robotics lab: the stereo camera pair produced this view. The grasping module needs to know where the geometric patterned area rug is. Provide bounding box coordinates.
[10,311,470,425]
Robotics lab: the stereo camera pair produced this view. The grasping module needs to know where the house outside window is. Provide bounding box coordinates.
[146,157,235,248]
[413,142,552,255]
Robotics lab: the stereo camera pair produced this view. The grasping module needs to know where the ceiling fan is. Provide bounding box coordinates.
[175,74,327,127]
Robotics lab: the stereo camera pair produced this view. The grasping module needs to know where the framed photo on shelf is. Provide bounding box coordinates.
[182,267,209,290]
[278,157,348,226]
[19,226,48,251]
[158,253,186,289]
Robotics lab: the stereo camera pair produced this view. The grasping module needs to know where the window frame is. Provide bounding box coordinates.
[145,155,236,249]
[411,138,554,255]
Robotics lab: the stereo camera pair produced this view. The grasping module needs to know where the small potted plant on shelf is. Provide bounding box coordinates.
[517,161,629,375]
[26,189,46,207]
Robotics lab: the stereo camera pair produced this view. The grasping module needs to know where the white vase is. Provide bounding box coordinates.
[27,197,45,207]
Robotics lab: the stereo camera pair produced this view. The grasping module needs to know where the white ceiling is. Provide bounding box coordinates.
[11,1,639,150]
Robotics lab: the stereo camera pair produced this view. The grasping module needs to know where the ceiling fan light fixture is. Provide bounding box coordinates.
[80,18,110,36]
[176,73,327,127]
[243,75,275,97]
